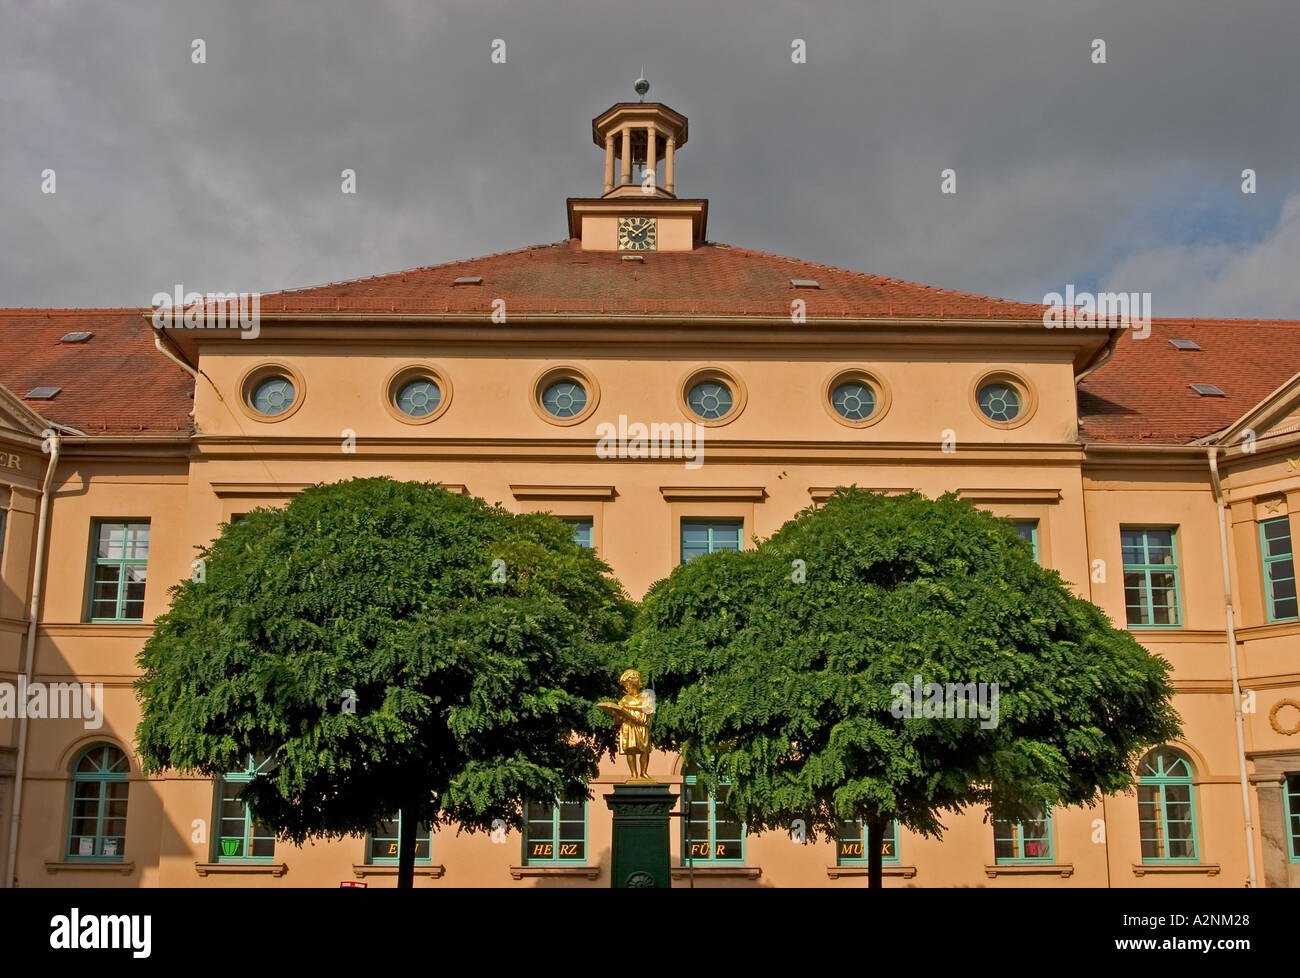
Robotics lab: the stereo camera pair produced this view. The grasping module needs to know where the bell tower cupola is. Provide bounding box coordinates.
[566,76,708,252]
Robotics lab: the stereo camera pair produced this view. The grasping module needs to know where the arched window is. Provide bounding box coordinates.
[67,744,129,859]
[1138,747,1198,862]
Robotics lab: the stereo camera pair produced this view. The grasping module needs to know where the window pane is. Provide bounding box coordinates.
[564,518,594,549]
[1263,518,1292,554]
[124,523,150,559]
[1013,521,1039,562]
[557,800,585,859]
[91,565,121,619]
[710,785,743,861]
[681,520,742,562]
[712,525,742,552]
[1144,530,1174,563]
[1138,757,1197,862]
[683,783,713,861]
[1124,571,1150,625]
[1263,519,1297,621]
[1285,773,1300,859]
[525,800,583,862]
[68,760,128,858]
[368,819,402,862]
[122,564,147,620]
[1123,530,1180,627]
[1120,530,1146,565]
[687,381,733,421]
[249,819,275,858]
[526,800,557,861]
[681,524,711,561]
[97,524,127,559]
[993,820,1019,860]
[836,822,866,862]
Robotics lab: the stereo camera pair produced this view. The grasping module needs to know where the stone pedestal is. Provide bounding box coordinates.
[605,782,677,888]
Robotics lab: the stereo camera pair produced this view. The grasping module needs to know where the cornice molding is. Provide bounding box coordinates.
[659,485,765,502]
[809,486,912,502]
[509,484,616,501]
[957,487,1063,503]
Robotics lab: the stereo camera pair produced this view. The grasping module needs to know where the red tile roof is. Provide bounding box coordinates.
[1079,319,1300,444]
[4,245,1297,446]
[0,310,193,435]
[258,239,1051,319]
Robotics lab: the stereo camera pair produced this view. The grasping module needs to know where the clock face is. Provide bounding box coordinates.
[618,216,657,251]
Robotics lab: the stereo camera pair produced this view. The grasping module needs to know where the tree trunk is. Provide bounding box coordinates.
[867,818,885,890]
[397,807,416,890]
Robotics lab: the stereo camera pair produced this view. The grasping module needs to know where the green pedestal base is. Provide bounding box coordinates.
[605,782,678,888]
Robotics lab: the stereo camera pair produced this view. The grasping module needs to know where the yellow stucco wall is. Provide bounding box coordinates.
[2,318,1298,888]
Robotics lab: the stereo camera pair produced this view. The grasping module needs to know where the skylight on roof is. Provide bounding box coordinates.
[790,279,820,288]
[60,331,93,343]
[452,276,483,286]
[27,386,61,399]
[1169,339,1201,350]
[1189,383,1225,397]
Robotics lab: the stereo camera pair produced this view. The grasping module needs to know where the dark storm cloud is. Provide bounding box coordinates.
[2,0,1297,316]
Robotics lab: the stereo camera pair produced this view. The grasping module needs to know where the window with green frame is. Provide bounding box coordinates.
[993,808,1053,862]
[1259,517,1297,621]
[66,744,129,860]
[1286,773,1300,863]
[562,517,594,549]
[681,776,745,863]
[366,814,432,864]
[524,799,587,863]
[1137,747,1198,862]
[1013,520,1039,562]
[836,819,900,865]
[680,519,743,562]
[216,757,276,860]
[1121,527,1181,627]
[87,520,149,622]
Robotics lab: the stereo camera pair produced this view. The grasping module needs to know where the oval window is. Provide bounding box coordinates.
[977,382,1022,423]
[541,379,588,419]
[251,376,296,415]
[830,381,877,421]
[396,378,441,418]
[686,380,734,421]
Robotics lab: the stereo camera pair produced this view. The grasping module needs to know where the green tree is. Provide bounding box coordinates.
[629,488,1181,888]
[136,478,632,888]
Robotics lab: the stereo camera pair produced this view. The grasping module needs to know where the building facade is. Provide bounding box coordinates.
[1,96,1298,888]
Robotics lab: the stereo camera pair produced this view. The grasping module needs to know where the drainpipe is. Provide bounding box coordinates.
[5,428,60,888]
[1074,326,1122,384]
[1076,445,1115,886]
[153,329,198,383]
[1207,446,1258,888]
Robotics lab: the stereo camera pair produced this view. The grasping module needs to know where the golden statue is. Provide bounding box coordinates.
[598,669,656,783]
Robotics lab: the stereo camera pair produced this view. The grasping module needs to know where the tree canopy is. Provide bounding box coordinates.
[136,477,633,884]
[628,488,1181,882]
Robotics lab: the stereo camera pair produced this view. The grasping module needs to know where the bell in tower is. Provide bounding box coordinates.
[590,76,688,198]
[566,77,707,252]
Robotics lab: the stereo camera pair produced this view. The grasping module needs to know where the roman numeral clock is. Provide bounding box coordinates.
[618,216,657,251]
